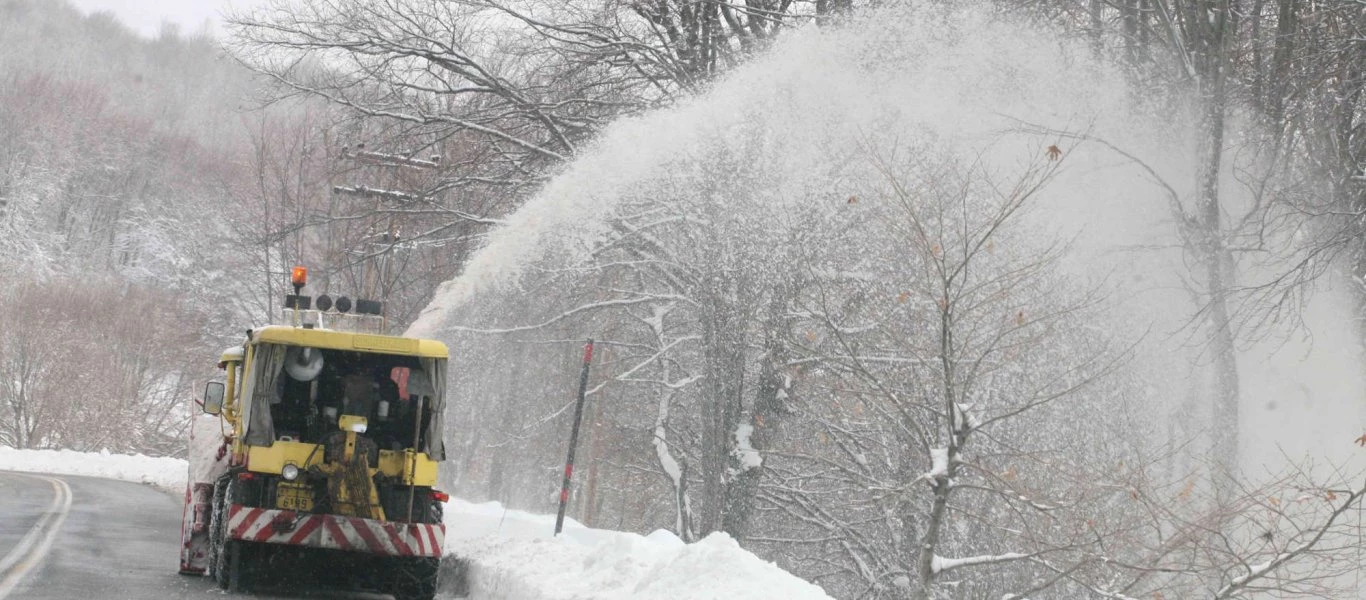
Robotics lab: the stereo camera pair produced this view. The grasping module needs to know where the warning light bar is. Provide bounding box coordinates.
[300,295,382,315]
[279,266,386,330]
[355,299,383,315]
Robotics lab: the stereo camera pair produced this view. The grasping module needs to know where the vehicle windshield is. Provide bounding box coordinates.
[242,344,445,457]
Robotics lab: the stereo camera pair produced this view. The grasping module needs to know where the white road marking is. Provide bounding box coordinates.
[0,474,73,599]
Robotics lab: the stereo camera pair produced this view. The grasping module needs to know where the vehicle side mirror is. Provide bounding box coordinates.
[202,381,225,415]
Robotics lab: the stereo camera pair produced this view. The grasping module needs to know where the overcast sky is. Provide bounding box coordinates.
[67,0,267,38]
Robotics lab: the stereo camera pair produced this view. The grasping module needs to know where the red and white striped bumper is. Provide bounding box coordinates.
[226,505,445,558]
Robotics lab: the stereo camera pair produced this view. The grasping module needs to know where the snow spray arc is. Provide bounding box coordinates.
[406,4,1183,332]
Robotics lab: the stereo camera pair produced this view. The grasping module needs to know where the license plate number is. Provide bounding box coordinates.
[277,485,313,511]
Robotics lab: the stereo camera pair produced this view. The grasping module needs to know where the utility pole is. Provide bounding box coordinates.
[332,143,441,330]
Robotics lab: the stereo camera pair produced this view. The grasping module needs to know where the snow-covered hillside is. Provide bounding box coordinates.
[0,447,832,600]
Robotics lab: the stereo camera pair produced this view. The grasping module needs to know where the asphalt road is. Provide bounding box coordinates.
[0,471,391,600]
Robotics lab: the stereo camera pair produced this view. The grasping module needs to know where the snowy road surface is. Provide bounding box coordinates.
[0,471,387,600]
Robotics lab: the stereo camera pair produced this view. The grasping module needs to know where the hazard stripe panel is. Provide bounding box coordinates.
[225,504,445,557]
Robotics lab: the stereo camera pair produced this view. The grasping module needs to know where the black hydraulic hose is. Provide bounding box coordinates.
[406,395,425,522]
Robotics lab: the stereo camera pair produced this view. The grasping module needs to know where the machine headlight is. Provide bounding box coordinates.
[282,463,300,481]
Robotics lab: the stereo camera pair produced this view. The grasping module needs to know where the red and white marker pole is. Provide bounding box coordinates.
[554,338,595,536]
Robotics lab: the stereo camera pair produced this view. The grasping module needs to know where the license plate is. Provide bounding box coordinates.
[277,484,313,511]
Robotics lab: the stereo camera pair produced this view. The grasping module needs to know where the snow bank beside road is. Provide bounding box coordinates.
[0,446,187,493]
[0,447,831,599]
[445,498,833,600]
[454,533,831,600]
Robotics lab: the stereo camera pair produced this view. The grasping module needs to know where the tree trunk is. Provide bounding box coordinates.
[1339,8,1366,424]
[1122,0,1141,66]
[1266,0,1299,129]
[912,277,961,598]
[1089,0,1104,55]
[720,290,789,538]
[1249,0,1265,112]
[912,477,953,600]
[698,290,745,535]
[1193,0,1241,489]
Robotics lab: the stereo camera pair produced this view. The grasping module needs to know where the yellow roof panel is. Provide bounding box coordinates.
[251,326,449,359]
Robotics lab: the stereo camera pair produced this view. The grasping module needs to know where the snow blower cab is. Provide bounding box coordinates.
[180,266,451,600]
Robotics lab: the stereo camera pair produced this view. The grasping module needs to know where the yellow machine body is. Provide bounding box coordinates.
[244,442,440,487]
[214,325,447,519]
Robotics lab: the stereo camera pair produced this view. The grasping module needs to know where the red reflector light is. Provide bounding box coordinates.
[237,472,256,481]
[431,490,450,503]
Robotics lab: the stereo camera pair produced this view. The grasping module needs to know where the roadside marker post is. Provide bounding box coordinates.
[554,339,595,536]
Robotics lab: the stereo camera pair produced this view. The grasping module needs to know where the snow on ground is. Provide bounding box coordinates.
[0,447,832,600]
[0,445,187,493]
[445,498,832,600]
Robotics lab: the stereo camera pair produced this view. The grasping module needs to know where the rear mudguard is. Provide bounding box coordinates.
[178,483,215,573]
